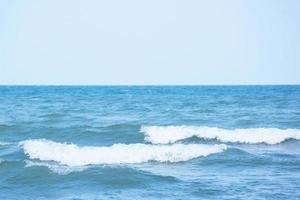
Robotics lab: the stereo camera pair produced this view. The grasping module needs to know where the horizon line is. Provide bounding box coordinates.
[0,84,299,87]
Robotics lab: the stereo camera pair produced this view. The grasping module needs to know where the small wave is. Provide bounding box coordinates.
[141,126,300,144]
[0,141,13,146]
[25,160,86,175]
[20,139,226,167]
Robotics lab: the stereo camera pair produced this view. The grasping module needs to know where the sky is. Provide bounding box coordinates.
[0,0,300,85]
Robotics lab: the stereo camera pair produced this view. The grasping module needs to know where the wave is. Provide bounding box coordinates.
[25,160,86,175]
[0,141,13,146]
[20,139,226,166]
[141,126,300,144]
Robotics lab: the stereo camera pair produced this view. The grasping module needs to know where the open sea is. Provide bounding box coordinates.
[0,85,300,200]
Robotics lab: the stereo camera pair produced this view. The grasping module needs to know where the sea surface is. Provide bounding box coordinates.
[0,86,300,200]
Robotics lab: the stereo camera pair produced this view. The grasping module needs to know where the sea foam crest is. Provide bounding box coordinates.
[21,139,226,167]
[141,126,300,144]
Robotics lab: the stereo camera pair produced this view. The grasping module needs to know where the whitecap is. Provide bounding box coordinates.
[141,126,300,144]
[20,139,226,167]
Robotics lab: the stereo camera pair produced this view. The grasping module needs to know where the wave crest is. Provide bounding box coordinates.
[21,139,226,166]
[25,160,86,175]
[0,141,13,146]
[141,126,300,144]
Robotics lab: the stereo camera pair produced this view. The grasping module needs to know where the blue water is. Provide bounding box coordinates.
[0,86,300,200]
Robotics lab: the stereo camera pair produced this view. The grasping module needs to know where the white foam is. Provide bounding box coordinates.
[141,126,300,144]
[21,139,226,167]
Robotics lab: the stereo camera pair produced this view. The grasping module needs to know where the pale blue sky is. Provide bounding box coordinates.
[1,0,300,85]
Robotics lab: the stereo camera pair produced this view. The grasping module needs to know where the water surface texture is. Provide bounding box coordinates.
[0,86,300,199]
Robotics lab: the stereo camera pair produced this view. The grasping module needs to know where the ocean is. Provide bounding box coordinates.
[0,86,300,200]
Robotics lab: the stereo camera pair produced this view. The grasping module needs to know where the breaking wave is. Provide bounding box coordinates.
[20,139,226,167]
[141,126,300,144]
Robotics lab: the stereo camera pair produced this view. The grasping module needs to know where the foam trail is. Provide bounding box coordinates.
[21,139,226,167]
[141,126,300,144]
